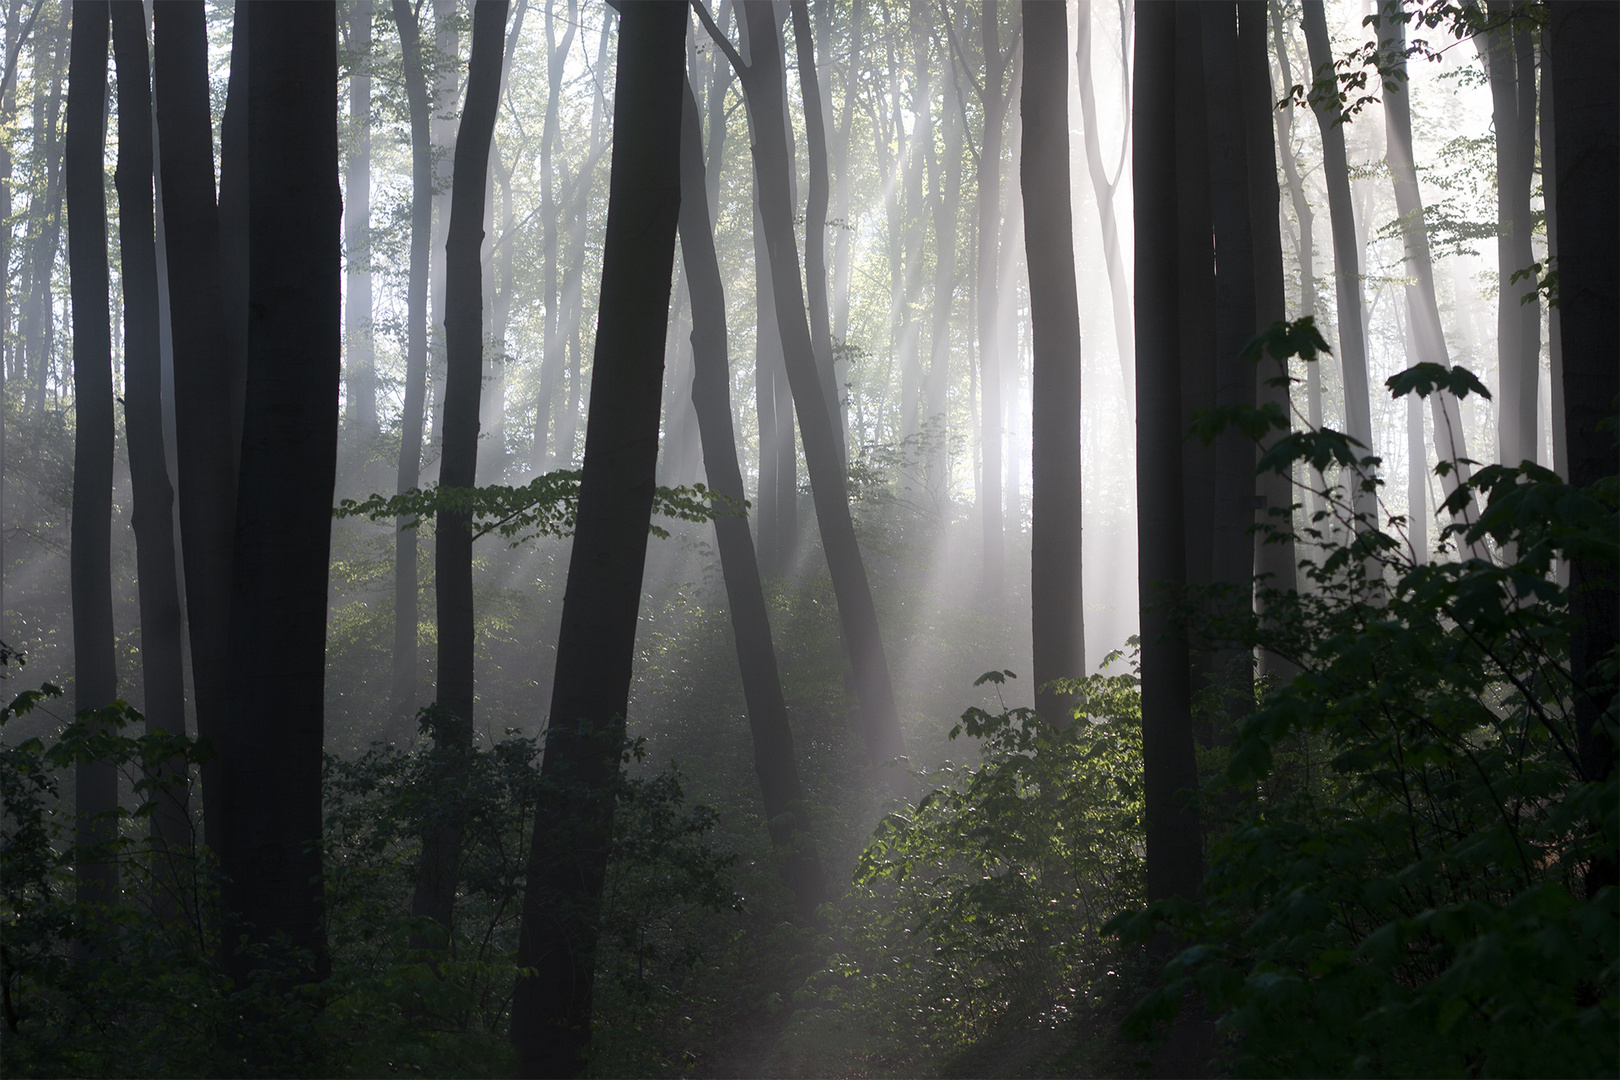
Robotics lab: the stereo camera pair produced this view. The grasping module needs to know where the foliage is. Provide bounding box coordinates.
[1109,319,1619,1077]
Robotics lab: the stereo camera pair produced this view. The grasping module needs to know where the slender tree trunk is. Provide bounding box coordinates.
[422,0,458,478]
[678,78,823,918]
[392,0,432,715]
[112,0,188,901]
[531,0,578,473]
[413,0,508,951]
[976,0,1009,596]
[752,192,788,576]
[1240,0,1297,615]
[926,50,962,495]
[1203,1,1258,731]
[345,0,377,444]
[1076,0,1134,415]
[1022,0,1085,720]
[700,0,907,769]
[1549,1,1618,894]
[22,0,65,416]
[1540,31,1564,478]
[1134,0,1201,907]
[792,2,839,468]
[828,0,859,458]
[510,8,685,1075]
[66,0,118,913]
[219,0,340,987]
[154,0,235,857]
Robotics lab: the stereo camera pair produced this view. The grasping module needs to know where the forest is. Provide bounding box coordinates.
[0,0,1614,1075]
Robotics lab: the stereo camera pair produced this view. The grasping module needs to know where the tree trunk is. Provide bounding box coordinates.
[66,0,118,913]
[531,0,578,474]
[1076,0,1134,415]
[926,45,962,495]
[510,7,685,1074]
[21,0,66,416]
[154,0,236,858]
[1134,0,1202,906]
[392,0,432,716]
[791,1,841,467]
[112,0,189,903]
[1022,0,1086,721]
[1203,1,1258,730]
[1549,0,1618,893]
[415,0,508,951]
[345,0,377,444]
[977,0,1009,596]
[1540,32,1564,479]
[219,0,340,986]
[701,0,907,769]
[678,78,823,919]
[1240,0,1298,614]
[828,0,860,457]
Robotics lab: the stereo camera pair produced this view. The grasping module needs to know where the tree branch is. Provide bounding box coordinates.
[692,0,747,81]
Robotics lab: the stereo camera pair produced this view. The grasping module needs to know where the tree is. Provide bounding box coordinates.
[1021,0,1085,722]
[698,0,906,769]
[678,75,823,918]
[217,0,341,985]
[791,1,840,472]
[65,0,117,911]
[345,0,378,446]
[111,0,187,883]
[415,0,509,949]
[509,5,686,1073]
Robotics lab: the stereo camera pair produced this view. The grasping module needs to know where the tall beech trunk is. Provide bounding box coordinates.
[414,0,508,950]
[1382,6,1482,551]
[154,0,236,857]
[219,0,340,986]
[699,0,906,769]
[1301,2,1373,462]
[392,0,432,715]
[976,0,1012,596]
[791,1,840,467]
[66,0,118,912]
[829,0,859,454]
[1549,1,1618,893]
[926,54,962,493]
[1022,0,1085,720]
[678,79,823,918]
[510,7,685,1074]
[1076,0,1134,415]
[1240,0,1297,610]
[531,0,578,473]
[345,0,377,443]
[1203,1,1258,728]
[112,0,188,890]
[752,191,794,578]
[1134,0,1202,906]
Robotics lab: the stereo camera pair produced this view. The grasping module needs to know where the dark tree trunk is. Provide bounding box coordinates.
[112,0,189,897]
[1134,0,1202,906]
[1076,0,1134,415]
[345,0,377,444]
[700,0,906,769]
[154,0,237,858]
[1202,1,1258,729]
[415,0,509,951]
[752,188,793,578]
[1022,0,1086,721]
[218,0,340,986]
[66,0,118,912]
[392,0,432,716]
[1549,1,1618,893]
[791,1,841,467]
[509,6,685,1074]
[1239,0,1298,614]
[977,0,1010,596]
[678,78,823,918]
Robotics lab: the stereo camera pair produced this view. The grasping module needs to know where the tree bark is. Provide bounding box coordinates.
[1549,1,1618,892]
[531,0,578,473]
[976,0,1011,596]
[392,0,432,716]
[154,0,236,858]
[679,78,823,918]
[112,0,189,899]
[66,0,118,912]
[1134,0,1202,905]
[21,0,66,416]
[345,0,377,444]
[700,0,907,769]
[219,0,340,986]
[1076,0,1134,416]
[791,1,841,468]
[509,7,685,1074]
[1022,0,1086,721]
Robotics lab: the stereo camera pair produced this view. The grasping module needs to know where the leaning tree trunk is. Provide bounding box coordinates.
[1549,0,1618,894]
[414,0,508,952]
[392,0,432,717]
[111,0,189,899]
[1022,0,1086,722]
[509,6,686,1075]
[153,0,237,858]
[1134,0,1202,909]
[66,0,118,914]
[218,0,341,989]
[700,0,906,769]
[678,78,823,919]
